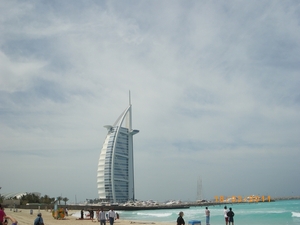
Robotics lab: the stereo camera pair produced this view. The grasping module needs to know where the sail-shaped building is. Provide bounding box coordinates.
[97,101,139,203]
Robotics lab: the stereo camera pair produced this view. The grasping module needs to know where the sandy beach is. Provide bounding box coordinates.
[4,209,174,225]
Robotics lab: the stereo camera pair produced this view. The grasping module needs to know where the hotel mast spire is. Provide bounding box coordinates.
[97,93,139,203]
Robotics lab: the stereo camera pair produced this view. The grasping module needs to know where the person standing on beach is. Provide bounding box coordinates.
[108,208,116,225]
[98,208,107,225]
[34,213,44,225]
[0,205,6,225]
[89,210,94,221]
[65,208,68,216]
[177,211,185,225]
[96,210,100,222]
[227,207,234,225]
[224,206,229,225]
[80,209,84,219]
[205,207,210,225]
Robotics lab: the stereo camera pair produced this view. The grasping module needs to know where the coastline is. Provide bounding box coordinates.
[7,196,300,213]
[4,199,300,225]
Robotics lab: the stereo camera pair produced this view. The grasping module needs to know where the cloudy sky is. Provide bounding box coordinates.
[1,1,300,203]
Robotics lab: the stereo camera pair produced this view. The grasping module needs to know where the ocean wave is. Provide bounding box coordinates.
[234,209,287,215]
[136,212,173,218]
[292,212,300,218]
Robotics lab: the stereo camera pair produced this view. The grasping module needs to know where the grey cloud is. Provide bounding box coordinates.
[0,0,299,202]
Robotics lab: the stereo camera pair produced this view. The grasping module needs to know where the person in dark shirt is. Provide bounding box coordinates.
[80,209,84,219]
[227,207,235,225]
[34,213,44,225]
[177,211,185,225]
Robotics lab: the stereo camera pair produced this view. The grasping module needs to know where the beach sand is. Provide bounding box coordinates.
[4,209,174,225]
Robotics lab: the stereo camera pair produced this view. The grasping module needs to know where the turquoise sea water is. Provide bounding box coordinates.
[117,200,300,225]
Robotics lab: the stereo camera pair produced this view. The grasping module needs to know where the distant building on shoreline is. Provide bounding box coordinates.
[97,99,139,203]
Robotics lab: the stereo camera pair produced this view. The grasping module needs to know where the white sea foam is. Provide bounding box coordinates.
[136,212,172,218]
[292,212,300,218]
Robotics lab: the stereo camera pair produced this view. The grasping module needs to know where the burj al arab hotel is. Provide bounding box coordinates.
[97,99,139,203]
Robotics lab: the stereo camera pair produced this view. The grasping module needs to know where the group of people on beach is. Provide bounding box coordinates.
[1,204,45,225]
[177,206,235,225]
[98,208,118,225]
[1,203,119,225]
[223,206,235,225]
[0,204,74,225]
[79,208,119,225]
[2,204,236,225]
[96,208,119,225]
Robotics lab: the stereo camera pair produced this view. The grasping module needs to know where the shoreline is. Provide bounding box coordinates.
[4,200,299,225]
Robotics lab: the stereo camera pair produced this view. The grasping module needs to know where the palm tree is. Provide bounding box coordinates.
[41,195,51,204]
[20,193,39,205]
[57,196,62,205]
[62,197,69,205]
[50,197,55,203]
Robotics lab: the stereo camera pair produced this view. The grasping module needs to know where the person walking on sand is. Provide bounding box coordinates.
[227,207,235,225]
[108,208,116,225]
[224,206,229,225]
[177,211,185,225]
[98,208,107,225]
[205,207,210,225]
[34,213,44,225]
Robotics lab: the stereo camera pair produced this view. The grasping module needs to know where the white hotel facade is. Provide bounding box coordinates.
[97,103,139,203]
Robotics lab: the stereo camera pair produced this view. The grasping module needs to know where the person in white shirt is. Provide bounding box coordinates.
[98,208,107,225]
[108,209,116,225]
[224,206,229,225]
[205,207,210,225]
